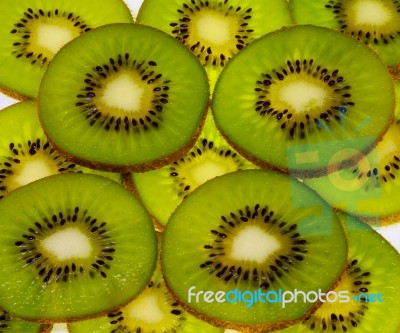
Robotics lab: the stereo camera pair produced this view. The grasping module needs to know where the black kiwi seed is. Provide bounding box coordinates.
[325,0,400,46]
[76,55,170,133]
[14,207,114,285]
[0,139,78,199]
[254,58,354,140]
[170,0,254,67]
[10,8,91,66]
[200,204,308,288]
[168,138,245,198]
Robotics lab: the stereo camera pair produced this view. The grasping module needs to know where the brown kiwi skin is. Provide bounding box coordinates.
[213,112,392,179]
[388,65,400,81]
[0,86,30,101]
[38,99,209,173]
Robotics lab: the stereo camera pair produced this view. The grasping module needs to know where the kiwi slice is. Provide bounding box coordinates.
[304,122,400,224]
[395,79,400,123]
[212,25,394,176]
[278,213,400,332]
[0,0,133,98]
[0,173,157,322]
[0,100,121,199]
[136,0,293,88]
[289,0,400,66]
[0,309,43,332]
[130,112,256,228]
[39,23,209,172]
[162,170,348,330]
[68,268,223,333]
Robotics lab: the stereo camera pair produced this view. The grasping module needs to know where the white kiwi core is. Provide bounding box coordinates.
[14,159,57,186]
[41,228,92,261]
[196,13,231,45]
[190,160,228,186]
[36,24,74,54]
[354,0,391,26]
[126,293,164,323]
[102,74,145,112]
[230,226,281,263]
[279,81,327,113]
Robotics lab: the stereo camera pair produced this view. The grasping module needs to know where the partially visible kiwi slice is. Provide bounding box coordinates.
[212,25,394,176]
[0,101,121,200]
[279,213,400,332]
[162,170,348,331]
[0,309,43,332]
[0,173,157,322]
[130,112,256,228]
[137,0,293,88]
[304,122,400,224]
[395,79,400,123]
[39,23,209,172]
[289,0,400,66]
[0,0,133,98]
[68,268,223,333]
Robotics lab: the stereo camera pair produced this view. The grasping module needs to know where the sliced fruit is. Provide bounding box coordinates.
[304,122,400,224]
[39,23,209,172]
[162,170,347,331]
[130,112,256,228]
[212,25,394,176]
[0,173,157,321]
[0,100,121,200]
[137,0,293,88]
[0,0,133,98]
[290,0,400,66]
[278,213,400,332]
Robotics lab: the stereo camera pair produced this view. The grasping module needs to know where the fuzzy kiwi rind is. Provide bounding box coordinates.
[39,23,209,172]
[162,169,348,331]
[0,0,134,98]
[212,25,395,178]
[0,173,157,322]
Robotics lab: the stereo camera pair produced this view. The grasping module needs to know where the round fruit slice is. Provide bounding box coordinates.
[278,213,400,332]
[0,173,157,322]
[0,101,121,199]
[212,25,394,176]
[130,112,256,228]
[137,0,293,88]
[68,269,223,333]
[39,23,209,172]
[290,0,400,66]
[304,122,400,224]
[162,170,348,331]
[0,0,133,98]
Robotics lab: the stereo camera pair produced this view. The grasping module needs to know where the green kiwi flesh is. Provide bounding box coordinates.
[131,112,256,227]
[0,0,133,98]
[162,170,348,330]
[289,0,400,66]
[68,268,223,333]
[0,173,157,322]
[212,25,394,176]
[137,0,293,88]
[0,101,121,199]
[304,122,400,223]
[39,23,209,172]
[279,213,400,332]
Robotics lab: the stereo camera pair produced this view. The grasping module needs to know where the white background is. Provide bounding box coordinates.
[0,0,399,252]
